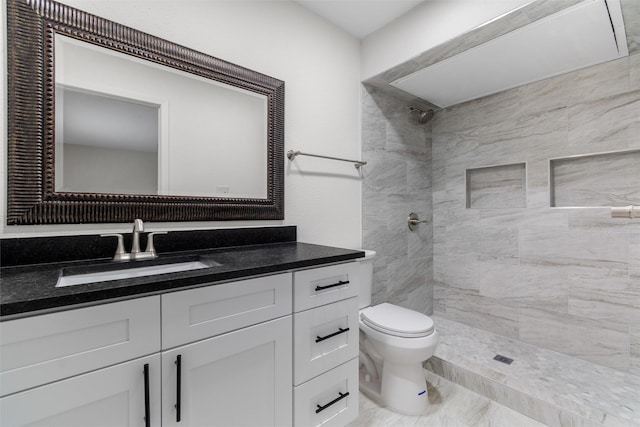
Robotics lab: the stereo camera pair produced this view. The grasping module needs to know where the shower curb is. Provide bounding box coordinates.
[424,356,635,427]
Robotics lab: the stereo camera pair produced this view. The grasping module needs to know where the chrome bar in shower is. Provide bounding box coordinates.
[611,205,639,218]
[287,150,367,169]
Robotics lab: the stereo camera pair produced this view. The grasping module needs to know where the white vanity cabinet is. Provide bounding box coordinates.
[0,261,361,427]
[0,296,161,427]
[161,316,292,427]
[0,354,161,427]
[160,274,293,426]
[292,263,360,427]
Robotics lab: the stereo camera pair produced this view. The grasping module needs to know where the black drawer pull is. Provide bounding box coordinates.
[316,391,350,414]
[316,327,350,343]
[143,364,150,427]
[175,355,182,422]
[315,280,349,292]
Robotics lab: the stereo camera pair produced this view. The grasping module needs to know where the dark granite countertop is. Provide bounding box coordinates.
[1,242,364,319]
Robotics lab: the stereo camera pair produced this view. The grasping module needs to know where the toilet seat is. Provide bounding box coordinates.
[360,303,434,338]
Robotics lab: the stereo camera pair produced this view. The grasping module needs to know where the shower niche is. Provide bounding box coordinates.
[550,150,640,207]
[465,163,526,209]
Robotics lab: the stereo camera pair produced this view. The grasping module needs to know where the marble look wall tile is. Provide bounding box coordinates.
[621,0,640,54]
[567,264,639,324]
[631,53,640,90]
[387,193,428,233]
[361,87,387,151]
[362,191,387,231]
[362,225,406,260]
[369,253,390,307]
[439,255,484,291]
[467,163,526,209]
[404,279,433,315]
[568,90,640,147]
[408,218,432,261]
[551,150,640,207]
[386,255,428,300]
[408,159,432,192]
[515,56,631,116]
[433,282,446,316]
[631,325,640,376]
[445,225,519,261]
[477,206,568,230]
[519,229,628,268]
[472,109,568,162]
[361,85,433,314]
[361,151,407,194]
[477,261,568,304]
[432,46,640,373]
[567,207,640,230]
[431,140,448,192]
[519,307,630,370]
[444,288,519,338]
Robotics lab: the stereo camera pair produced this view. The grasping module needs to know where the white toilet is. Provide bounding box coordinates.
[357,250,438,415]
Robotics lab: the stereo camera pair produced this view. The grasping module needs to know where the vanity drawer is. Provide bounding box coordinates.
[161,273,292,349]
[293,262,360,312]
[293,358,359,427]
[293,297,359,385]
[0,296,160,397]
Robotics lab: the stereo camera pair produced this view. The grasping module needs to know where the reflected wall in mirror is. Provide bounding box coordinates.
[7,0,284,224]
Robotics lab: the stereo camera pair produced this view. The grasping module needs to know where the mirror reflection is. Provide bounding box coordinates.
[54,34,268,199]
[55,86,159,194]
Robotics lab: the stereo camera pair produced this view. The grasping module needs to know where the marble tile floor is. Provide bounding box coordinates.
[347,369,549,427]
[426,316,640,427]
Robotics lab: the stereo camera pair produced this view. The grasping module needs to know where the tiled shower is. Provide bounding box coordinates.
[361,50,640,375]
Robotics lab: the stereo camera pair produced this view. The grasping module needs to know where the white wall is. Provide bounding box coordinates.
[361,0,533,80]
[62,144,158,195]
[0,0,363,249]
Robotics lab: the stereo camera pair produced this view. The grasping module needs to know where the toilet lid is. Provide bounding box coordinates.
[360,303,434,338]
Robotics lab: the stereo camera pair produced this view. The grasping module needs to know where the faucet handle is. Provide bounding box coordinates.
[100,233,131,261]
[145,232,168,258]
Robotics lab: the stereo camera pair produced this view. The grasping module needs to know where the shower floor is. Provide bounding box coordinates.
[426,316,640,427]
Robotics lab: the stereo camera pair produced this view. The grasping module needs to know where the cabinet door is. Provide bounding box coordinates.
[162,316,292,427]
[0,354,161,427]
[0,296,160,396]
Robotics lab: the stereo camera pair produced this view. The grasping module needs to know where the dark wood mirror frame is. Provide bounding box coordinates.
[6,0,284,225]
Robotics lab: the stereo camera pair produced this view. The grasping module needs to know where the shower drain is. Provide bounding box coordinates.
[493,354,514,365]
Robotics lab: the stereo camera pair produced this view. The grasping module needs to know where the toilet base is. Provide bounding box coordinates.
[359,362,428,415]
[359,366,382,400]
[381,361,428,415]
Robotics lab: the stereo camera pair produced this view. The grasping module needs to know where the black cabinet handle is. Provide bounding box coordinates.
[316,391,350,414]
[315,280,349,292]
[143,364,150,427]
[316,327,350,343]
[175,355,182,422]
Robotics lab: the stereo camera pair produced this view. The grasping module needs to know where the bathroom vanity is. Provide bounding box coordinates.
[0,227,363,427]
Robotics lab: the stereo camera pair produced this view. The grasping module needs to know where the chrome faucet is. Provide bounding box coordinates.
[131,219,144,256]
[101,219,167,261]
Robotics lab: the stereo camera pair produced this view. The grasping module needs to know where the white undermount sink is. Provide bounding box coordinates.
[56,261,210,288]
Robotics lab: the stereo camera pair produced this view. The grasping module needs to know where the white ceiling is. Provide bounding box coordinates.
[390,0,628,107]
[294,0,425,39]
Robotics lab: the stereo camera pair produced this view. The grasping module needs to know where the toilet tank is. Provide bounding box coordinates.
[357,250,376,309]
